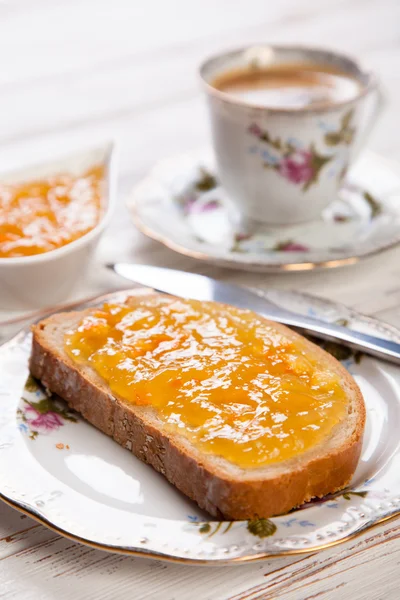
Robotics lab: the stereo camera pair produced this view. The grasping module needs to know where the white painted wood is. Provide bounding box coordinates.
[1,0,400,597]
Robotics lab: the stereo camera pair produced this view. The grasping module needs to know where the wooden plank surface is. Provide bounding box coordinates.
[0,0,399,598]
[1,499,399,600]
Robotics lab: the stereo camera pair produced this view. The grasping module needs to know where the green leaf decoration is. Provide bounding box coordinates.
[343,491,368,500]
[302,179,313,193]
[230,242,246,253]
[259,131,282,151]
[302,145,332,192]
[274,240,292,251]
[199,523,211,534]
[247,518,277,538]
[341,109,354,130]
[61,411,78,423]
[195,169,217,192]
[325,132,342,146]
[324,110,355,146]
[24,375,40,394]
[321,342,354,361]
[285,142,296,154]
[363,191,382,218]
[230,232,253,253]
[208,522,223,537]
[306,335,363,364]
[354,491,368,498]
[223,521,233,534]
[263,162,280,173]
[23,393,78,422]
[29,397,57,414]
[308,320,363,364]
[342,130,355,145]
[310,147,332,172]
[335,318,350,327]
[196,521,234,536]
[322,340,353,361]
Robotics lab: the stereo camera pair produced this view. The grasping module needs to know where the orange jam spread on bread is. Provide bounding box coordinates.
[0,165,104,258]
[65,297,347,468]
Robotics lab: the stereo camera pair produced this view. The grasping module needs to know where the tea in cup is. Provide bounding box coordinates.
[200,45,384,226]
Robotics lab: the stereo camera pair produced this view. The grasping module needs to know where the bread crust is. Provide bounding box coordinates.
[29,289,366,519]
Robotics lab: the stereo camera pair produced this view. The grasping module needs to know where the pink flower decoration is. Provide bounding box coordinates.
[235,232,252,242]
[248,123,262,137]
[334,214,350,223]
[24,405,63,433]
[276,241,309,252]
[279,151,314,185]
[185,199,220,214]
[200,200,220,212]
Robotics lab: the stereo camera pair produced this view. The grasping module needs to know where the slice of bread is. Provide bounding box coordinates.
[29,289,365,520]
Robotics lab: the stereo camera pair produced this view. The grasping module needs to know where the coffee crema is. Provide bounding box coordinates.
[211,62,361,109]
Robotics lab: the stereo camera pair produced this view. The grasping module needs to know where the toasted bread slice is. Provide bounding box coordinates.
[29,290,365,520]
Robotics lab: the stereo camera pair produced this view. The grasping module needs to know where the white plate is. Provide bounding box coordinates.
[0,289,400,564]
[127,150,400,272]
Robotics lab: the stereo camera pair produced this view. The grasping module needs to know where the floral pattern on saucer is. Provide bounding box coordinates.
[127,150,400,271]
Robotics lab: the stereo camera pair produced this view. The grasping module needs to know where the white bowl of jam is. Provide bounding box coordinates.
[0,143,116,310]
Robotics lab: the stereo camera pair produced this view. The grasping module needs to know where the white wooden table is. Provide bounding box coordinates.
[1,0,400,598]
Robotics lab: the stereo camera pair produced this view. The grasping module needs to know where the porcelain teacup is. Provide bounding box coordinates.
[200,45,384,226]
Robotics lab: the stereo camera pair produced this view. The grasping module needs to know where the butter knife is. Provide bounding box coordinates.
[107,263,400,365]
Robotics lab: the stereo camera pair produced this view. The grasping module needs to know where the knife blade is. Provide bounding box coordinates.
[107,263,400,365]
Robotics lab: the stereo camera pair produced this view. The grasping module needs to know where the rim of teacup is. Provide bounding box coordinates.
[199,44,378,115]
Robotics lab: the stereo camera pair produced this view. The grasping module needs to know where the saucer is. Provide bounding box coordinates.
[127,150,400,272]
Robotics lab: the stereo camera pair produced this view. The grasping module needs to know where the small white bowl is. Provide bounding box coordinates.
[0,142,116,311]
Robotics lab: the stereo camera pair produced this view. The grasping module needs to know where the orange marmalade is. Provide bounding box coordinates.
[65,297,347,468]
[0,165,104,258]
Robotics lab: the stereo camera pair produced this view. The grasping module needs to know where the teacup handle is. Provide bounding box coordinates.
[351,79,386,161]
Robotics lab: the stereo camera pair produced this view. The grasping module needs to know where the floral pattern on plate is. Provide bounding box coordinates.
[127,150,400,271]
[17,375,77,440]
[1,289,400,563]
